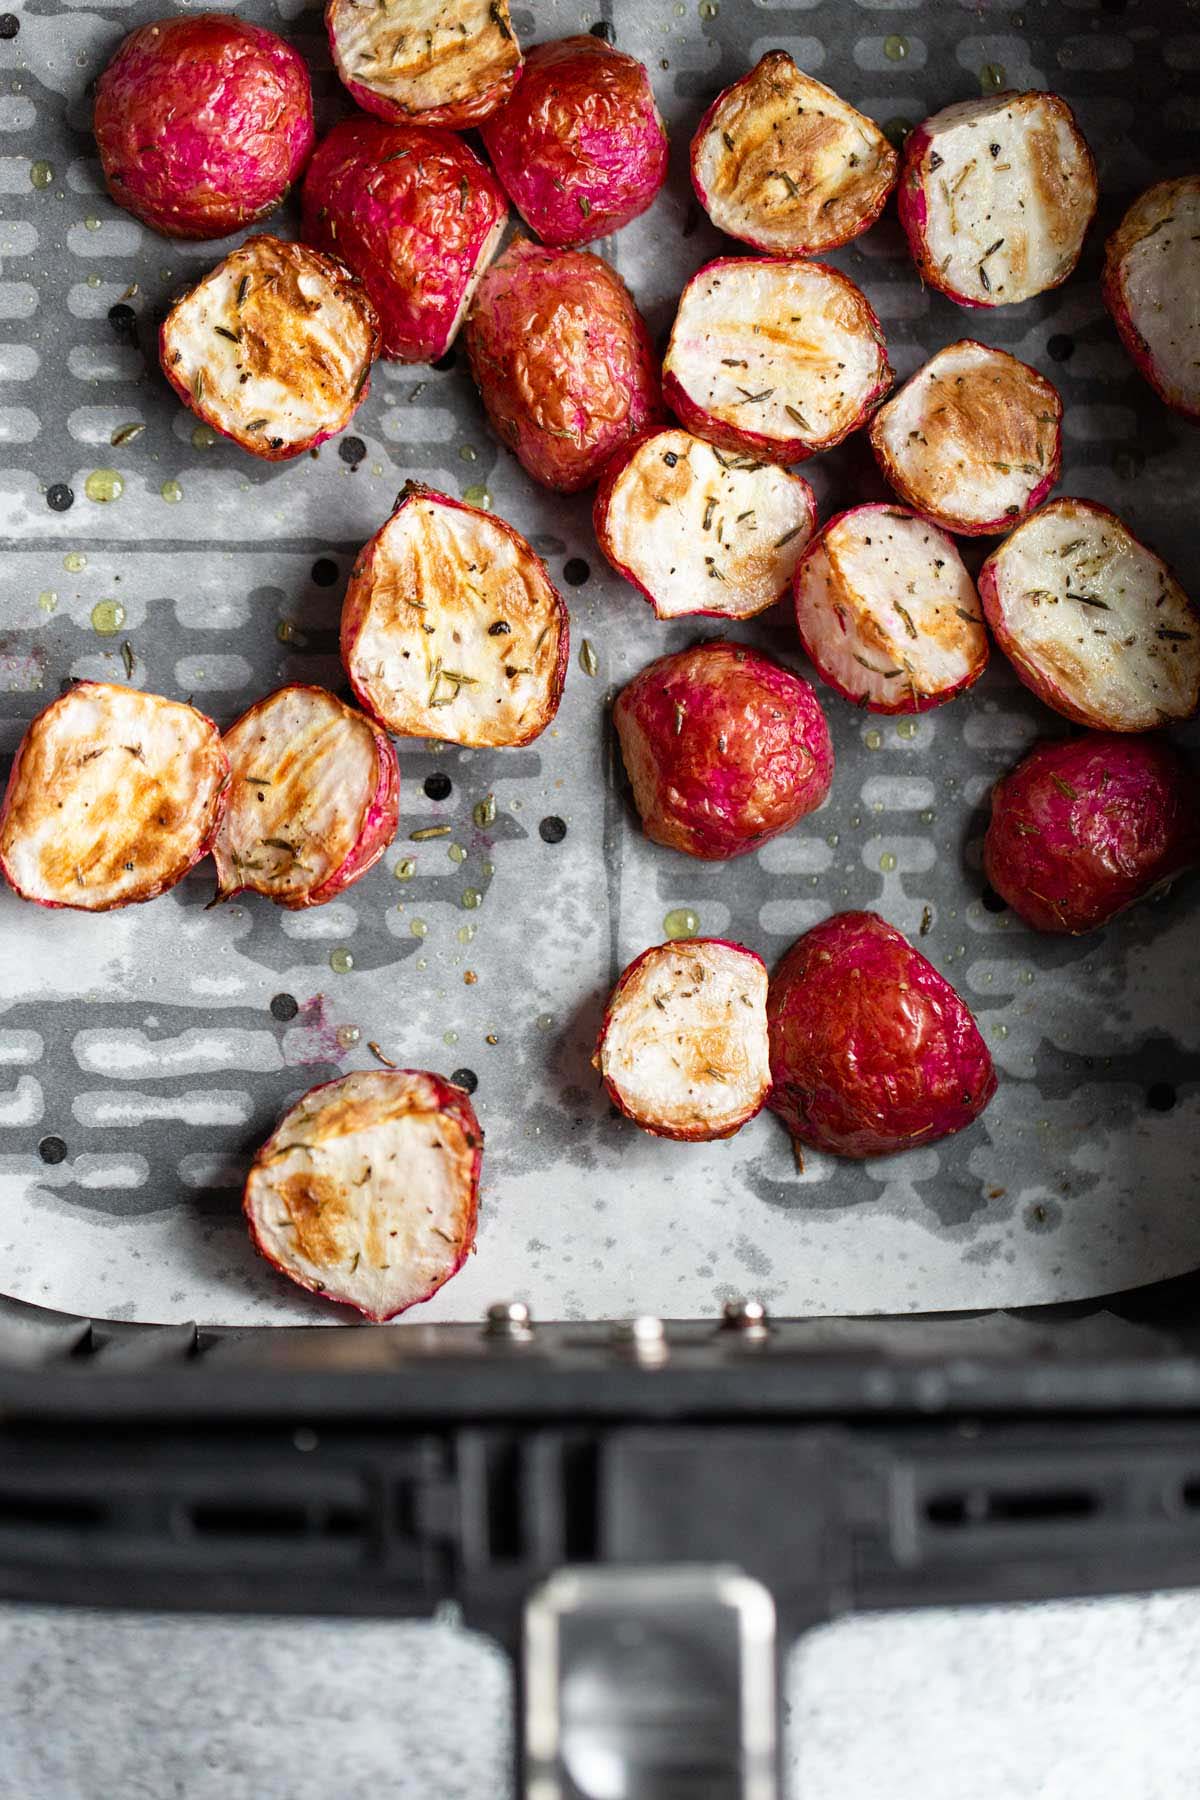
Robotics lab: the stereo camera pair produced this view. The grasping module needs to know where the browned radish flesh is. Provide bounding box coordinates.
[213,686,399,910]
[243,1069,482,1321]
[898,92,1097,308]
[595,939,770,1141]
[868,340,1062,536]
[792,505,987,714]
[341,482,568,747]
[690,52,897,256]
[593,429,816,620]
[0,682,228,911]
[160,235,380,461]
[662,256,891,462]
[327,0,522,130]
[1102,176,1200,421]
[978,498,1200,731]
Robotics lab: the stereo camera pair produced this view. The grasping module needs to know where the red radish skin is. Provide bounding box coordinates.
[213,686,399,910]
[94,13,314,241]
[898,93,1097,309]
[0,682,229,912]
[593,428,817,622]
[868,341,1063,537]
[662,257,892,463]
[160,236,380,462]
[792,504,988,715]
[465,236,663,494]
[341,482,569,747]
[595,938,771,1141]
[1102,176,1200,422]
[480,36,668,249]
[767,911,997,1159]
[327,0,521,130]
[690,52,897,257]
[978,498,1200,732]
[301,118,507,364]
[984,734,1200,936]
[243,1069,482,1322]
[614,640,834,861]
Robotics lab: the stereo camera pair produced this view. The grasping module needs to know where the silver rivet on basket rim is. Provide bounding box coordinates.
[484,1299,533,1340]
[611,1315,668,1361]
[720,1297,770,1337]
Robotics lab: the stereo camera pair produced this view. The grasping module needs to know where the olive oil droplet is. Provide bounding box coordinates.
[461,887,481,910]
[698,0,719,17]
[663,907,700,940]
[457,923,475,944]
[410,917,428,938]
[30,160,54,190]
[458,444,477,462]
[896,718,918,740]
[879,851,897,873]
[191,423,217,451]
[84,214,101,231]
[91,599,125,636]
[448,842,467,864]
[444,1030,459,1047]
[394,857,416,881]
[37,589,57,614]
[329,946,354,974]
[980,61,1006,91]
[63,551,86,573]
[335,1024,360,1048]
[462,483,491,509]
[160,479,183,504]
[84,468,123,504]
[865,728,882,750]
[883,33,909,60]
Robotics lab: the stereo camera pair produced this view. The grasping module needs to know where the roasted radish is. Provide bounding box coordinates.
[984,733,1200,936]
[792,505,988,714]
[465,236,662,493]
[595,939,770,1141]
[868,340,1062,536]
[327,0,521,130]
[898,92,1097,309]
[301,118,507,364]
[480,35,668,248]
[160,236,380,461]
[243,1069,482,1320]
[0,682,228,912]
[593,428,816,621]
[767,911,997,1159]
[212,686,399,910]
[978,499,1200,731]
[662,257,891,463]
[614,640,833,861]
[1102,176,1200,421]
[94,13,314,241]
[342,483,568,747]
[690,52,897,257]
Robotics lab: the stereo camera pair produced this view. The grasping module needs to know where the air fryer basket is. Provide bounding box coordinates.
[2,0,1200,1788]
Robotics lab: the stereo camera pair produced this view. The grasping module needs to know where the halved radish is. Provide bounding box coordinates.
[868,340,1062,536]
[327,0,521,130]
[595,939,770,1141]
[341,482,568,747]
[1102,176,1200,421]
[662,256,891,463]
[160,235,380,461]
[792,504,988,713]
[593,428,816,621]
[978,498,1200,731]
[898,92,1097,308]
[690,51,897,257]
[243,1069,482,1321]
[212,686,399,910]
[0,681,228,911]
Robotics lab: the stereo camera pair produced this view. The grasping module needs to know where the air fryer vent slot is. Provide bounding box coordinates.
[0,1493,106,1531]
[1180,1481,1200,1512]
[925,1487,1098,1527]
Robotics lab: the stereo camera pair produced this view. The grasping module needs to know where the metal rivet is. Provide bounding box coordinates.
[611,1316,668,1361]
[720,1298,770,1338]
[484,1300,533,1341]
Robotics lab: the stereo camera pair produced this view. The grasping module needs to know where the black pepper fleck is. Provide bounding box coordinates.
[1046,334,1075,363]
[270,992,300,1022]
[338,435,366,468]
[539,815,567,844]
[46,483,74,512]
[38,1135,67,1165]
[589,19,614,40]
[562,557,590,587]
[107,303,138,345]
[432,348,458,372]
[980,885,1008,914]
[1146,1082,1176,1112]
[424,772,452,801]
[450,1067,478,1094]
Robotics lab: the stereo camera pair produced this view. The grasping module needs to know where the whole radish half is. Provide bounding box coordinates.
[595,939,771,1141]
[1102,176,1200,421]
[212,686,399,910]
[868,340,1062,536]
[0,682,228,911]
[614,640,834,861]
[593,428,816,622]
[243,1069,482,1321]
[480,35,668,248]
[342,482,569,747]
[767,911,997,1159]
[94,12,314,240]
[792,504,988,713]
[984,733,1200,935]
[327,0,521,130]
[301,118,507,364]
[978,498,1200,731]
[662,257,891,463]
[898,91,1097,308]
[691,51,897,257]
[160,235,380,461]
[465,236,662,493]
